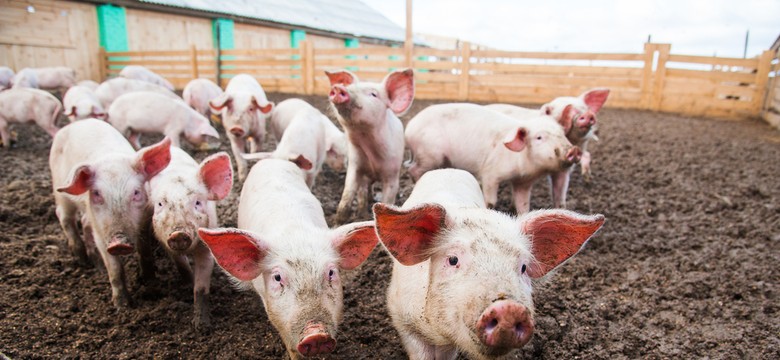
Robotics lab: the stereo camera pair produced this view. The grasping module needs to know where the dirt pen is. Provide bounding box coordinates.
[1,89,778,358]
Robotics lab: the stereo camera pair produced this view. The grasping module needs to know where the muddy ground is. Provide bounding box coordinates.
[1,92,778,359]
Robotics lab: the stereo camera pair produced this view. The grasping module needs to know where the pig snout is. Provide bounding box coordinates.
[229,126,245,137]
[476,300,535,351]
[328,84,350,105]
[107,234,134,256]
[296,322,336,357]
[564,146,582,166]
[167,230,193,251]
[576,112,597,129]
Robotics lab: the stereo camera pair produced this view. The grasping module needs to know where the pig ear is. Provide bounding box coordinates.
[199,152,233,201]
[502,127,527,152]
[559,104,574,133]
[64,106,75,116]
[252,97,274,114]
[135,137,172,180]
[542,104,553,116]
[290,154,313,170]
[199,122,220,139]
[57,165,94,195]
[325,70,356,86]
[198,228,268,281]
[331,221,379,270]
[520,210,605,278]
[384,68,415,115]
[581,88,609,113]
[372,203,446,266]
[209,94,232,112]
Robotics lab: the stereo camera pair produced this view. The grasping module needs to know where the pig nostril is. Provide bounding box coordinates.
[515,323,525,336]
[486,318,498,332]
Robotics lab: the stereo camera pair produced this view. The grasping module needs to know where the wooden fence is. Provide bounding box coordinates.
[101,41,777,121]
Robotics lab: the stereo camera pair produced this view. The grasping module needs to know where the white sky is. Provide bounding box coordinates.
[361,0,780,58]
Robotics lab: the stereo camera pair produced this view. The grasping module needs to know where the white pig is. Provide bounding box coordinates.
[95,77,180,109]
[63,85,107,121]
[405,103,581,213]
[208,74,274,182]
[326,68,414,223]
[0,67,14,91]
[372,168,605,360]
[270,98,347,173]
[11,68,38,89]
[183,78,224,118]
[34,66,77,92]
[50,119,171,308]
[198,158,379,359]
[77,80,100,91]
[108,91,219,149]
[0,88,62,148]
[120,65,175,91]
[148,146,233,329]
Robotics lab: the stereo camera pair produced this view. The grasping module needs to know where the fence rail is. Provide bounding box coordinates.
[101,41,777,121]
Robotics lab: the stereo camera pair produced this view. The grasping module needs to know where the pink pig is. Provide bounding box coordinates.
[63,85,106,121]
[183,78,224,118]
[198,158,378,359]
[50,119,171,308]
[95,77,180,109]
[0,66,14,91]
[0,88,62,148]
[405,103,580,213]
[107,91,219,149]
[326,68,414,223]
[119,65,175,91]
[147,146,233,329]
[372,168,605,359]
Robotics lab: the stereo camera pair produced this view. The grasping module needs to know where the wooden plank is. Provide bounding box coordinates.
[665,68,756,83]
[652,44,670,110]
[412,61,460,71]
[458,42,471,100]
[471,49,645,61]
[752,50,773,112]
[106,50,191,57]
[414,48,459,58]
[314,58,405,68]
[668,54,759,68]
[219,58,302,67]
[470,62,644,77]
[640,43,655,108]
[315,47,400,56]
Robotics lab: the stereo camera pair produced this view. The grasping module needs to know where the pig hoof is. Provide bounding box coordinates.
[192,314,211,332]
[112,295,131,310]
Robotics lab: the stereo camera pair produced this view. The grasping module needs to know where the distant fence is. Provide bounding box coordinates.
[101,41,777,121]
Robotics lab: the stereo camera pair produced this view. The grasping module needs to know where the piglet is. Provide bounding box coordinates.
[0,66,14,91]
[50,119,171,308]
[108,91,219,149]
[372,168,605,359]
[0,88,62,148]
[120,65,175,91]
[209,74,274,182]
[11,68,38,89]
[95,77,180,109]
[148,146,233,329]
[183,78,224,119]
[63,85,106,121]
[198,158,378,359]
[326,69,414,223]
[77,80,100,91]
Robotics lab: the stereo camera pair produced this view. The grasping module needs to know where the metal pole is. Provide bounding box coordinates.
[743,29,749,58]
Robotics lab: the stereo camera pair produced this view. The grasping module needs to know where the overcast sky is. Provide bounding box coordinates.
[362,0,780,58]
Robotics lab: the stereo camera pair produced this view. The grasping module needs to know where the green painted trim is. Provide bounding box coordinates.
[212,18,234,50]
[96,4,128,52]
[291,29,306,49]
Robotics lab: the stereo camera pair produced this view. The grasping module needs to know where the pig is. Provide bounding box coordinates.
[326,68,414,223]
[405,103,581,214]
[11,68,38,89]
[182,78,224,119]
[198,158,378,359]
[208,74,274,182]
[147,146,233,329]
[107,91,219,150]
[77,80,100,91]
[269,98,347,171]
[120,65,175,91]
[50,119,171,308]
[0,88,62,148]
[0,66,14,91]
[372,168,605,360]
[94,77,180,109]
[63,85,107,121]
[33,66,77,92]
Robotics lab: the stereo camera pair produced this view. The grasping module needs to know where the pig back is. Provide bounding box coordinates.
[403,169,485,211]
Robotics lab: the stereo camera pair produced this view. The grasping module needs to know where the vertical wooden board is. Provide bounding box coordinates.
[125,8,212,51]
[232,23,290,49]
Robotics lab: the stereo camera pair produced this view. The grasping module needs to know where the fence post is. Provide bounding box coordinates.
[98,47,107,81]
[302,40,315,95]
[652,43,671,111]
[458,42,471,101]
[753,50,773,115]
[640,43,656,109]
[190,45,199,80]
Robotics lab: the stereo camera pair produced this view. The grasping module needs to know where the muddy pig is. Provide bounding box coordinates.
[405,103,580,213]
[372,168,605,359]
[198,158,378,359]
[270,98,347,172]
[63,85,106,121]
[50,119,171,308]
[326,68,414,223]
[148,146,233,329]
[208,74,274,182]
[120,65,175,91]
[108,91,219,149]
[0,88,62,148]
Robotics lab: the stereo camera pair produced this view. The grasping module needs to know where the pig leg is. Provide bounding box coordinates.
[128,131,142,150]
[336,166,361,224]
[580,150,592,182]
[229,134,249,182]
[511,179,534,214]
[136,223,157,283]
[550,169,572,209]
[191,246,214,329]
[80,215,103,269]
[55,201,89,265]
[379,174,400,205]
[481,178,501,209]
[355,176,372,219]
[97,245,130,309]
[397,331,439,360]
[171,253,194,283]
[0,122,9,149]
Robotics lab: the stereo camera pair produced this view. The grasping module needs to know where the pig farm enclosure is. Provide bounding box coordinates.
[1,92,779,359]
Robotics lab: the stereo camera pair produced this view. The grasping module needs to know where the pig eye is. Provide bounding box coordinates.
[536,135,543,140]
[195,200,202,207]
[157,202,162,207]
[521,264,527,274]
[328,269,335,281]
[447,256,459,266]
[370,92,378,98]
[273,273,282,282]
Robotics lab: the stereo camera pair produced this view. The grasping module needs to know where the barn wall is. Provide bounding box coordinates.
[125,8,213,51]
[0,0,100,81]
